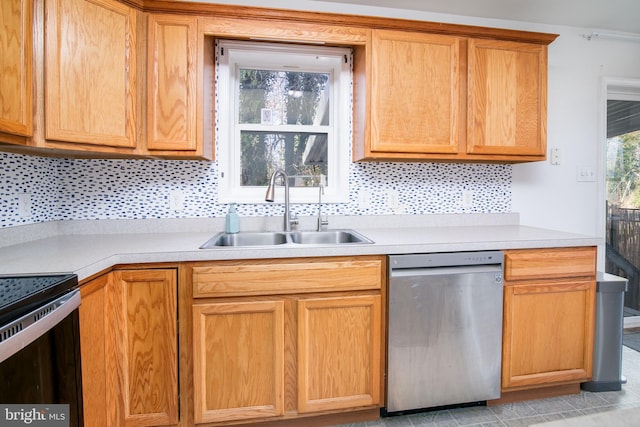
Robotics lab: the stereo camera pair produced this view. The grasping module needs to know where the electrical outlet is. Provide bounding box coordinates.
[358,189,370,210]
[386,189,399,209]
[17,193,32,218]
[462,190,473,208]
[168,190,186,211]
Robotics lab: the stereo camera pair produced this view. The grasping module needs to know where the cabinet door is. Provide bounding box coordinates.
[113,269,179,426]
[369,30,462,155]
[193,300,285,424]
[467,39,547,157]
[502,280,595,389]
[297,294,381,413]
[0,0,32,138]
[79,274,119,427]
[79,269,178,427]
[147,14,198,154]
[44,0,136,149]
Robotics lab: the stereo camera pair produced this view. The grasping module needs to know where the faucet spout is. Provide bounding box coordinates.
[317,174,329,231]
[265,169,297,232]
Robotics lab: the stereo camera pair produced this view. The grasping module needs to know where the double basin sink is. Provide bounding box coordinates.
[200,229,374,248]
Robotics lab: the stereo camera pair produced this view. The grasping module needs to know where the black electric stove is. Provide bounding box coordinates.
[0,274,78,325]
[0,273,83,426]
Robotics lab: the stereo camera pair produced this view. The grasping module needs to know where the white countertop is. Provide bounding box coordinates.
[0,214,602,282]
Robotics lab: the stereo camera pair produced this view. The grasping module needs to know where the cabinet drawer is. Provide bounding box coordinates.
[504,247,596,281]
[192,256,384,298]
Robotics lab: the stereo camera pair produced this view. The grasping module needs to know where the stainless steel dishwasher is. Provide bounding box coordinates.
[386,251,504,414]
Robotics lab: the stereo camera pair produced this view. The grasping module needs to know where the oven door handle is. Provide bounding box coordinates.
[0,290,81,364]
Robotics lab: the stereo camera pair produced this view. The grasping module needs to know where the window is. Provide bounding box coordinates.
[216,40,351,203]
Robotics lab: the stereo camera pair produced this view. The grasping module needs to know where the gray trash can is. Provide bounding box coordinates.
[581,272,628,392]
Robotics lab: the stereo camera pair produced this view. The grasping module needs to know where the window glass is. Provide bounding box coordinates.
[239,69,330,126]
[240,131,328,187]
[216,40,350,203]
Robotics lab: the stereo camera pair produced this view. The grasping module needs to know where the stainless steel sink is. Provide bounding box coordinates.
[200,231,288,248]
[289,230,374,245]
[200,229,373,248]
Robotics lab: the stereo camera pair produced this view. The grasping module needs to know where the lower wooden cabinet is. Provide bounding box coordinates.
[501,247,597,393]
[192,299,285,424]
[187,256,385,425]
[79,268,179,427]
[297,295,381,413]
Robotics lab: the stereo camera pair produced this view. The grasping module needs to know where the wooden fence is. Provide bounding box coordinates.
[606,203,640,312]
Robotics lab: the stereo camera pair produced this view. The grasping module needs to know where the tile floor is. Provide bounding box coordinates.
[625,333,640,352]
[340,346,640,427]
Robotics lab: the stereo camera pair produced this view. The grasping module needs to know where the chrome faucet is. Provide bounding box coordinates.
[265,169,298,232]
[317,174,329,231]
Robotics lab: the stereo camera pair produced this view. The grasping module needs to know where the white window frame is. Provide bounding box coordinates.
[216,39,351,204]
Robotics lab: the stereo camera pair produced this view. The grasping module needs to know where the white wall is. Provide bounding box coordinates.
[513,30,640,239]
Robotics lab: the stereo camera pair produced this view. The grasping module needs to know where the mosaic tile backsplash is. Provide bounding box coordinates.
[0,152,511,228]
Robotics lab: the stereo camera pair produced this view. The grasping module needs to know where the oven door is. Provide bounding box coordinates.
[0,290,83,427]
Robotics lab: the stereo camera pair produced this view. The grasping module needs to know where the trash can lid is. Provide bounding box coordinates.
[596,271,629,292]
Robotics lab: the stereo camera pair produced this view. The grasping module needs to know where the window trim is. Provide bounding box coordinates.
[216,39,352,204]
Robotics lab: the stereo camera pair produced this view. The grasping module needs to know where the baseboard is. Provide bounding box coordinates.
[488,384,580,406]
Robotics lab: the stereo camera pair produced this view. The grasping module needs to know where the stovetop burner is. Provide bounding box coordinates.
[0,274,78,325]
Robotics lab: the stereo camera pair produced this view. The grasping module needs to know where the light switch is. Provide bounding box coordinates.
[576,166,596,182]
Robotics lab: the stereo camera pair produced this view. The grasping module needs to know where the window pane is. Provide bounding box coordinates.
[239,69,330,126]
[240,131,328,187]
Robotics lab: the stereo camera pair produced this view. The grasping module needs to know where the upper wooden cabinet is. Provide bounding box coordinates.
[366,30,462,156]
[467,39,547,157]
[0,1,556,161]
[44,0,138,151]
[0,0,33,140]
[353,29,555,162]
[146,14,199,156]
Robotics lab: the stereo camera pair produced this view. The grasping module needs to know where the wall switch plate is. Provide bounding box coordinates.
[550,147,560,165]
[577,166,596,182]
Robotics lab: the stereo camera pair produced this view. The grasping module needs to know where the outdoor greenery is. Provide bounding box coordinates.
[607,130,640,208]
[238,69,329,187]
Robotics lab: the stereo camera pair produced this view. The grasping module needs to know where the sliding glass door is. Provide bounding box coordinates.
[605,82,640,325]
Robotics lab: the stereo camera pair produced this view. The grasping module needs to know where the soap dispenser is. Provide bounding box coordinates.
[225,203,240,233]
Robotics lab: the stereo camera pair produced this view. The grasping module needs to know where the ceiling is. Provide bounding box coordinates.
[317,0,640,34]
[608,101,640,138]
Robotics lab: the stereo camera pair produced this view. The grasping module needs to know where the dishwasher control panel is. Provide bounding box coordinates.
[389,250,503,270]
